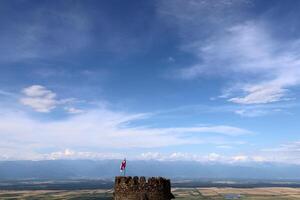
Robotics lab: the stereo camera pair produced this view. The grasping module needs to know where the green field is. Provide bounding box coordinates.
[1,187,300,199]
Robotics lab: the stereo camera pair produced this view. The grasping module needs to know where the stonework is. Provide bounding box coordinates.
[114,176,175,200]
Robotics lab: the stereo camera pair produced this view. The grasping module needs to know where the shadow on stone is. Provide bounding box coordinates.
[113,176,175,200]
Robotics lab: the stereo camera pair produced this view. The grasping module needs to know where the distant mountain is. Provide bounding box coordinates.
[1,160,300,180]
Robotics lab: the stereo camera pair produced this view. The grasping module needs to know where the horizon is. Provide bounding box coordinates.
[2,158,300,166]
[2,159,300,181]
[1,0,300,166]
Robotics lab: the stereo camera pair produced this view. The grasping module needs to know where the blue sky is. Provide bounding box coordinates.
[1,0,300,163]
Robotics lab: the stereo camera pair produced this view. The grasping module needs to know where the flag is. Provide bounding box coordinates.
[120,158,126,172]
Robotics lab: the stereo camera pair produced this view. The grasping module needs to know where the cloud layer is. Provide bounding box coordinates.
[0,84,298,164]
[0,85,253,160]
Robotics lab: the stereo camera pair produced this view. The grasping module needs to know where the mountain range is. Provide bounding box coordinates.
[1,160,300,180]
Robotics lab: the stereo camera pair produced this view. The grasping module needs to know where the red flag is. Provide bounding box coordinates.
[120,159,126,172]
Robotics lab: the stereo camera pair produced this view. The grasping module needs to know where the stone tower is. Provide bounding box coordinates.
[114,176,175,200]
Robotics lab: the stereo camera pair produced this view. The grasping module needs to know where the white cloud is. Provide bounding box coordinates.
[182,141,300,164]
[252,156,266,162]
[140,152,205,161]
[19,85,83,113]
[64,107,85,114]
[229,84,288,104]
[140,152,164,160]
[0,105,252,160]
[20,85,57,112]
[10,150,268,163]
[232,155,248,162]
[206,153,221,161]
[44,149,124,160]
[22,85,55,97]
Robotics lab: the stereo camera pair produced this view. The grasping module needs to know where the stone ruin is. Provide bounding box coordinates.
[114,176,175,200]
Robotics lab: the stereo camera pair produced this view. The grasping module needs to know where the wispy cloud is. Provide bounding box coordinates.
[0,98,252,160]
[179,22,300,104]
[0,4,91,62]
[264,141,300,153]
[0,1,161,63]
[150,126,252,136]
[154,102,297,118]
[0,108,250,147]
[159,1,300,105]
[258,141,300,164]
[0,90,15,97]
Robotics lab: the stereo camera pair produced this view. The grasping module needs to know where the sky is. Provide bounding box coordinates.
[1,0,300,164]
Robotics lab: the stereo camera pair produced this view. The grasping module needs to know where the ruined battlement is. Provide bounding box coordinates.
[114,176,175,200]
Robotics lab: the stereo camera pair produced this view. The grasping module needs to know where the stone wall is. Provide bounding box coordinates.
[114,176,175,200]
